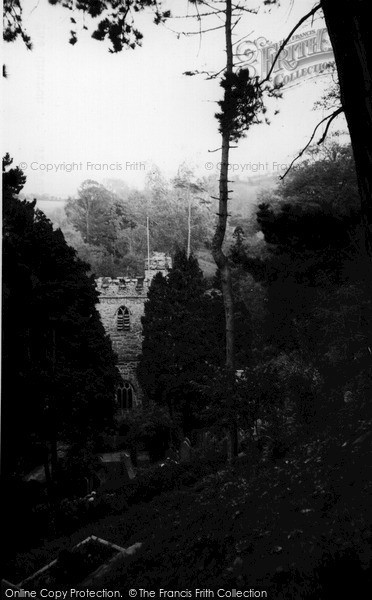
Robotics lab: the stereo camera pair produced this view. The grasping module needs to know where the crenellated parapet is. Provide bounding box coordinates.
[96,276,149,298]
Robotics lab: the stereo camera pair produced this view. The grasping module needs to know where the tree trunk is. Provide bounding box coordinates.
[43,443,56,532]
[211,0,238,458]
[50,436,58,480]
[187,188,191,258]
[49,327,58,480]
[85,199,90,244]
[43,445,52,492]
[321,0,372,256]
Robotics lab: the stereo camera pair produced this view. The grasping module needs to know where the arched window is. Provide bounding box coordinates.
[116,380,135,412]
[117,306,130,331]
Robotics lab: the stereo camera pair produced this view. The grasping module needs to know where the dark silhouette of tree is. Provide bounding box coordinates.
[320,0,372,257]
[138,249,225,433]
[264,0,372,258]
[2,155,120,482]
[3,0,170,52]
[234,143,372,421]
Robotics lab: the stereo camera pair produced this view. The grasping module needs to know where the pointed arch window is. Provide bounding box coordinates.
[117,306,130,331]
[116,380,134,412]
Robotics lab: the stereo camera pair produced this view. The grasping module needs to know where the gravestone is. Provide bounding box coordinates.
[122,452,135,480]
[83,476,94,495]
[97,452,136,490]
[180,438,192,463]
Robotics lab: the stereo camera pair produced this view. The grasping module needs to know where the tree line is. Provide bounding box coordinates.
[44,166,217,278]
[137,139,372,458]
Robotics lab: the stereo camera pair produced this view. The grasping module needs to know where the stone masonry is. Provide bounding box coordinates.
[96,253,172,413]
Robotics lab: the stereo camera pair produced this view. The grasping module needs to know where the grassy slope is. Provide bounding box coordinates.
[5,399,372,599]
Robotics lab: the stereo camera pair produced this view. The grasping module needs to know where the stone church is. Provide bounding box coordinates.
[96,252,172,414]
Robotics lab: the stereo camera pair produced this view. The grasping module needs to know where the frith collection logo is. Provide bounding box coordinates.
[236,26,335,87]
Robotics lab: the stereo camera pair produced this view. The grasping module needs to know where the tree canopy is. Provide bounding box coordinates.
[138,249,226,433]
[50,170,215,278]
[2,155,120,479]
[232,142,372,426]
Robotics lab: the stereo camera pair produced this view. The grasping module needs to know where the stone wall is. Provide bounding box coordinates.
[117,362,143,406]
[96,254,172,413]
[96,279,147,410]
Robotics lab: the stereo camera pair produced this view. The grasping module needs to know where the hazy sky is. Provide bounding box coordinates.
[3,0,347,197]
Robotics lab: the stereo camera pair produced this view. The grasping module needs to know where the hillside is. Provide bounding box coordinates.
[5,395,371,599]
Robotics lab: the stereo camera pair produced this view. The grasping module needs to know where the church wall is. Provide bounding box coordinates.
[96,254,172,413]
[96,283,147,410]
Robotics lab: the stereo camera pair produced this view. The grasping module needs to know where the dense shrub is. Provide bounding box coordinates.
[118,404,182,461]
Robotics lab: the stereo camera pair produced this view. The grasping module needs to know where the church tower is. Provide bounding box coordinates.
[96,252,172,416]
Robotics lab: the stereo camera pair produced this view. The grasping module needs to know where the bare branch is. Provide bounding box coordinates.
[317,107,343,145]
[180,24,225,36]
[279,107,344,179]
[183,66,227,80]
[232,30,254,47]
[231,4,258,14]
[259,3,322,86]
[194,0,203,54]
[231,15,242,32]
[171,10,225,19]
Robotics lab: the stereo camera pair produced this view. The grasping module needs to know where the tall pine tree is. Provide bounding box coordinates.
[2,155,120,480]
[138,249,225,433]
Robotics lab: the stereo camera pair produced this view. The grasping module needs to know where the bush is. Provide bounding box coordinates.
[118,404,182,462]
[255,351,322,426]
[57,442,102,497]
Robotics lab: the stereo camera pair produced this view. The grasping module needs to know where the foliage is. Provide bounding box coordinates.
[57,442,102,495]
[119,404,182,461]
[216,70,266,143]
[111,394,372,597]
[230,141,371,434]
[51,169,215,278]
[3,1,170,53]
[4,394,372,597]
[254,351,323,435]
[138,249,225,432]
[65,179,135,252]
[197,365,258,435]
[3,0,32,49]
[2,155,120,478]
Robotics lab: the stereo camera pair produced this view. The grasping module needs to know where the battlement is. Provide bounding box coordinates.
[96,252,172,297]
[96,276,149,297]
